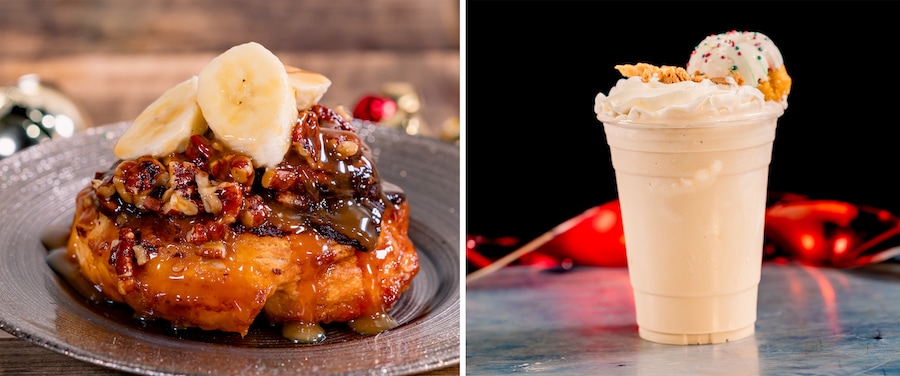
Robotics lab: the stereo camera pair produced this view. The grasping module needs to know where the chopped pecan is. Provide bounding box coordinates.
[161,161,202,216]
[112,157,168,209]
[195,171,222,214]
[311,104,354,131]
[229,155,255,185]
[239,194,271,228]
[198,241,227,259]
[217,182,243,225]
[111,227,136,280]
[185,134,213,168]
[163,191,199,216]
[186,220,227,244]
[293,110,319,162]
[335,140,360,158]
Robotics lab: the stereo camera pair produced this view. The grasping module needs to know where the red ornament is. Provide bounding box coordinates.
[352,94,397,122]
[764,199,900,267]
[534,200,628,267]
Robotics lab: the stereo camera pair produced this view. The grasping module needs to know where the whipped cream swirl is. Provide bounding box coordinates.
[594,76,783,126]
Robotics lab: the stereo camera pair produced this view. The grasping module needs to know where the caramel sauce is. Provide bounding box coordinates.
[46,247,109,304]
[347,312,399,335]
[281,321,326,344]
[275,125,385,251]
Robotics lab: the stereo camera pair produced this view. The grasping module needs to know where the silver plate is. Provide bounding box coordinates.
[0,121,460,375]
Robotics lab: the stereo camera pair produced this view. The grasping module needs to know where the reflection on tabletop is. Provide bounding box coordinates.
[467,262,900,375]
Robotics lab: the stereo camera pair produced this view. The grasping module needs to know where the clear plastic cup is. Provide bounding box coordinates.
[601,110,781,345]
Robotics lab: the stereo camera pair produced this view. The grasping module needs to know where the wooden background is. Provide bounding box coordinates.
[0,1,460,375]
[0,0,460,137]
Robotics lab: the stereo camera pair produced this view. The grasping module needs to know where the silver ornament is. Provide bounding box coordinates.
[0,74,90,158]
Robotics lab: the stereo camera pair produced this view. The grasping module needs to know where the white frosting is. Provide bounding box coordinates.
[686,31,784,87]
[594,76,783,126]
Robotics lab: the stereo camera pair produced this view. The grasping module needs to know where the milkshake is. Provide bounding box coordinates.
[594,31,791,345]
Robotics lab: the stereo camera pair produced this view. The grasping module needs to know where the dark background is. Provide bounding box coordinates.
[465,1,900,243]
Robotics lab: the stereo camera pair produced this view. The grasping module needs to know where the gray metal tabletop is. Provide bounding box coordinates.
[466,262,900,375]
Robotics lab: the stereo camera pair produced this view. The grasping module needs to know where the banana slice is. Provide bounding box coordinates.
[114,76,207,160]
[285,65,331,111]
[197,42,297,168]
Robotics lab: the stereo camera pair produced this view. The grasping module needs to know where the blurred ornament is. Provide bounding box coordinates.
[466,202,627,283]
[379,81,423,132]
[381,82,421,114]
[353,81,457,141]
[0,74,90,158]
[533,200,628,267]
[352,94,397,123]
[440,116,460,144]
[764,195,900,267]
[352,81,418,132]
[466,234,520,271]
